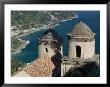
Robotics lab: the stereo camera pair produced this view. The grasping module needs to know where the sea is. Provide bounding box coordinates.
[12,11,100,63]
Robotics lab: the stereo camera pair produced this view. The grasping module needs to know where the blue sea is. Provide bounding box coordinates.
[12,11,100,63]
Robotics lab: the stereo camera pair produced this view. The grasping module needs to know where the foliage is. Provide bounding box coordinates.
[11,58,26,75]
[11,11,75,30]
[11,37,22,51]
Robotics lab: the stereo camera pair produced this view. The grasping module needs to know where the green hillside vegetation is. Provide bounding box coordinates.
[11,11,75,75]
[11,11,75,53]
[11,11,75,30]
[11,37,22,52]
[11,58,26,75]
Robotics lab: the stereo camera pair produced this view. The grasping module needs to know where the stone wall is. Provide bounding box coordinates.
[68,36,94,42]
[68,39,95,59]
[38,44,55,58]
[61,63,75,76]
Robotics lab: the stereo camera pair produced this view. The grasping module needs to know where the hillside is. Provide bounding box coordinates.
[11,11,76,54]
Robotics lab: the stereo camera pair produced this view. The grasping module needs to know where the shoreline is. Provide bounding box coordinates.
[11,17,77,55]
[18,16,77,38]
[11,40,30,55]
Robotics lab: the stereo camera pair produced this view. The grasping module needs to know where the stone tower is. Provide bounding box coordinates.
[67,21,95,59]
[61,21,97,76]
[38,29,63,58]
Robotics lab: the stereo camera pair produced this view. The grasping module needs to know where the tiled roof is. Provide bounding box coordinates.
[23,54,55,77]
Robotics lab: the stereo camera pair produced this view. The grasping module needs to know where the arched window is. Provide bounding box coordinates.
[76,45,81,58]
[45,48,48,53]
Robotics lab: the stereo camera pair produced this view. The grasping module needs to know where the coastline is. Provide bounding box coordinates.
[11,40,30,55]
[11,17,77,55]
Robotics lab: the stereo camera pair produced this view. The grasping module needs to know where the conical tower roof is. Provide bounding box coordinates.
[68,21,95,37]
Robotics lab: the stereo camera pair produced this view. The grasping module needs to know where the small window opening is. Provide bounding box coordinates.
[76,45,81,58]
[45,48,48,53]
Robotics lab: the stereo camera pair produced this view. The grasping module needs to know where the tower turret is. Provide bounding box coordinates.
[38,29,63,58]
[67,21,95,59]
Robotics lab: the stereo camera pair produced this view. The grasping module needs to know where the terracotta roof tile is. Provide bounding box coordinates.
[23,54,55,77]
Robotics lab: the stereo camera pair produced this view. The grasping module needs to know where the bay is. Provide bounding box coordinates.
[12,11,100,63]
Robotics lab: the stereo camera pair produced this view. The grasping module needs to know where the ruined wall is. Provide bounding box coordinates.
[38,40,63,58]
[61,63,75,76]
[68,39,95,59]
[38,44,55,58]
